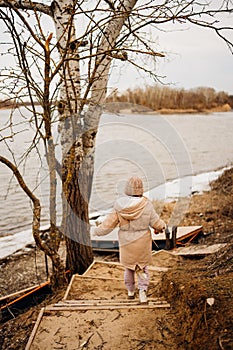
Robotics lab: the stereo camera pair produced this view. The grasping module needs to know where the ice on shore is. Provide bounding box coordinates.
[0,229,34,261]
[145,168,226,202]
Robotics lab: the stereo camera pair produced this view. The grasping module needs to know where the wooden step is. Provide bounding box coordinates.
[47,298,170,310]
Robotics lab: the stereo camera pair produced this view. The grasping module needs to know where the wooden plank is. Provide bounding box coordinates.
[54,299,169,307]
[80,260,126,280]
[54,302,170,308]
[25,307,45,350]
[71,274,123,281]
[92,247,119,253]
[0,281,50,312]
[82,260,96,276]
[46,302,170,311]
[92,260,122,267]
[152,226,203,241]
[172,243,227,256]
[63,274,75,300]
[0,284,40,303]
[175,226,203,241]
[60,297,167,304]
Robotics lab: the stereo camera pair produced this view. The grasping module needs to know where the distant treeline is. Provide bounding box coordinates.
[106,86,233,112]
[1,86,232,112]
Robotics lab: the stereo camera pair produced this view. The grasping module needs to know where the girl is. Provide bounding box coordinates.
[94,176,166,303]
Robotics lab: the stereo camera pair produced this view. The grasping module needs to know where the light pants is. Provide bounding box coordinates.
[124,266,149,292]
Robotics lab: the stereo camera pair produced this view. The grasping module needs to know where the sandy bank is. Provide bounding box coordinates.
[105,103,232,115]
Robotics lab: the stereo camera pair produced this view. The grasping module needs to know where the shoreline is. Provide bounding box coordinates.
[105,103,232,115]
[1,103,232,114]
[0,165,229,262]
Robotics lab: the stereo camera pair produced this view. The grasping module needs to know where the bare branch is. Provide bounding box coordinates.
[0,0,51,16]
[0,155,38,202]
[3,4,46,49]
[186,17,233,53]
[0,155,66,280]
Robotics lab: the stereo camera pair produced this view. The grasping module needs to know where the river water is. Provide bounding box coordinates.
[0,109,233,258]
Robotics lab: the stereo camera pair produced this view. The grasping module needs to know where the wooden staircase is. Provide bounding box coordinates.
[25,260,171,350]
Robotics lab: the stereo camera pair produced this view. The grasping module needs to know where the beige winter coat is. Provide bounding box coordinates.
[94,196,165,270]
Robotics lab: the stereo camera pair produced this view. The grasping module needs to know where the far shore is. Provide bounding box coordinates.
[105,103,232,115]
[0,103,232,115]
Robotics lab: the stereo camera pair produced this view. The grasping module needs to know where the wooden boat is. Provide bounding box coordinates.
[91,225,204,252]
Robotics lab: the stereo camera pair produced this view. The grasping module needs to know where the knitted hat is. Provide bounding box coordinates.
[124,177,143,196]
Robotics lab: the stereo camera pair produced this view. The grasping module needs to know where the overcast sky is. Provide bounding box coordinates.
[109,17,233,95]
[0,3,232,96]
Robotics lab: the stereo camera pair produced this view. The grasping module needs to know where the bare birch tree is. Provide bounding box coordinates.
[0,0,232,287]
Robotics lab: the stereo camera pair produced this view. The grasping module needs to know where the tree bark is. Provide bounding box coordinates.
[62,145,94,276]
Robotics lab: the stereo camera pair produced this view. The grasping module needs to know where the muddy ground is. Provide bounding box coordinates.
[0,168,233,349]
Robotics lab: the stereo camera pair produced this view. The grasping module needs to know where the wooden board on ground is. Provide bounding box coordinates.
[25,306,172,350]
[172,243,227,257]
[54,298,170,308]
[49,298,170,310]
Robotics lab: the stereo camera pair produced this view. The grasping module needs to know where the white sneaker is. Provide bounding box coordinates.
[128,290,135,299]
[139,289,148,304]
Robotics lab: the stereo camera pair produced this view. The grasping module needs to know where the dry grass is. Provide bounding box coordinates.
[107,86,232,112]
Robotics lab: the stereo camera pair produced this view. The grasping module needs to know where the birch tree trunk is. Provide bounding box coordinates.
[50,0,92,275]
[52,0,137,275]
